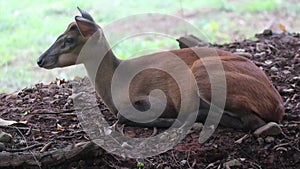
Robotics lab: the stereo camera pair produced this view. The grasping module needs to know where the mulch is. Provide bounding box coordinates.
[0,31,299,169]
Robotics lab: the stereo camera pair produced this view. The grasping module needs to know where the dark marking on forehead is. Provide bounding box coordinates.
[55,34,64,41]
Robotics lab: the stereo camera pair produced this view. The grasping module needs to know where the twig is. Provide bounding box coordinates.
[32,104,100,115]
[56,135,76,139]
[14,126,42,168]
[5,143,43,152]
[249,161,262,169]
[234,134,249,144]
[40,142,53,153]
[171,150,182,169]
[186,150,192,169]
[0,126,40,133]
[238,148,260,164]
[253,61,269,67]
[25,126,32,136]
[273,142,290,150]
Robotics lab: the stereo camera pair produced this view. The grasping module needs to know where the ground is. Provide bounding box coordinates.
[0,32,299,169]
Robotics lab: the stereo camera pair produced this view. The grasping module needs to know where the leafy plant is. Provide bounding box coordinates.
[137,161,144,169]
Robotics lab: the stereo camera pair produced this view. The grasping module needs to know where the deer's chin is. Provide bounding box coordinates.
[40,60,58,69]
[42,64,57,69]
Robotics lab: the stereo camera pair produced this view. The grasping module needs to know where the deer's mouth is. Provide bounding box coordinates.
[37,55,58,69]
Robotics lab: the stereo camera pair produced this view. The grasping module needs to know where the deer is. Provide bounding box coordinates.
[37,8,284,134]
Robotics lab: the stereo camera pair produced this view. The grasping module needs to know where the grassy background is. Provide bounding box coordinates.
[0,0,299,93]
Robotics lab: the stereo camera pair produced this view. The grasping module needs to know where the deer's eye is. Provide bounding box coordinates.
[65,37,75,44]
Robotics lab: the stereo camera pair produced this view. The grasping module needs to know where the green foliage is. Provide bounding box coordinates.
[137,161,145,169]
[0,0,298,92]
[232,0,279,12]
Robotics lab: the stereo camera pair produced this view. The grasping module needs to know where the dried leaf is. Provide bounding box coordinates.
[0,118,18,126]
[56,123,63,131]
[278,23,287,33]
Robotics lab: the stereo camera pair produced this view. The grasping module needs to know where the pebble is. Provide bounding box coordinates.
[254,122,283,137]
[254,52,265,57]
[235,48,246,52]
[264,60,273,65]
[265,136,275,143]
[0,142,5,151]
[180,160,187,165]
[5,92,18,100]
[224,159,242,168]
[15,99,23,104]
[257,137,264,145]
[282,70,291,74]
[263,29,273,35]
[192,123,204,132]
[270,66,278,71]
[0,131,12,143]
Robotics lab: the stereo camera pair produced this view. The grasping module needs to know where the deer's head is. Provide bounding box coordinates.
[37,8,100,69]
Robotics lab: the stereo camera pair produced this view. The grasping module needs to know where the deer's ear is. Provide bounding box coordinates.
[75,16,99,38]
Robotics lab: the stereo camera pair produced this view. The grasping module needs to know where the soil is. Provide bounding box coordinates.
[0,31,299,169]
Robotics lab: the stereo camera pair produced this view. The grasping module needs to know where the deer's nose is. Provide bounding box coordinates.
[37,57,44,67]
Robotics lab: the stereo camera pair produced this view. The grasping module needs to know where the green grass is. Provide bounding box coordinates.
[0,0,298,93]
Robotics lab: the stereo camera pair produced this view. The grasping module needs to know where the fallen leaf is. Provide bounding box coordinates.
[0,118,18,126]
[56,123,63,131]
[278,23,287,33]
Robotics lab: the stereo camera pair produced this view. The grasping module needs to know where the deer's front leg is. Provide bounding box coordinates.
[117,113,177,128]
[116,95,180,128]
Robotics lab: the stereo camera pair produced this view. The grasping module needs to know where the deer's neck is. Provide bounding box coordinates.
[83,37,120,113]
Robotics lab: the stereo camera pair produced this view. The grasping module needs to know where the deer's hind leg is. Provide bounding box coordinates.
[196,108,266,131]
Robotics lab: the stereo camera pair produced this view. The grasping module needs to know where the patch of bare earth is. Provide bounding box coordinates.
[0,32,299,168]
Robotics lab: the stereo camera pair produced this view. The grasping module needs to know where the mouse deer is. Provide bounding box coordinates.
[37,8,284,132]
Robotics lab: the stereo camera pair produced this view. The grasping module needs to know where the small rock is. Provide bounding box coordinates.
[0,131,12,143]
[265,136,275,143]
[270,66,278,72]
[254,122,283,137]
[264,60,273,65]
[254,52,265,57]
[256,43,267,51]
[263,29,273,35]
[282,70,291,74]
[192,123,203,132]
[5,92,18,100]
[42,97,51,101]
[68,81,80,88]
[293,76,300,81]
[15,99,23,104]
[180,160,187,165]
[224,159,242,168]
[0,142,5,151]
[121,142,133,149]
[257,137,264,145]
[235,48,245,52]
[54,94,62,99]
